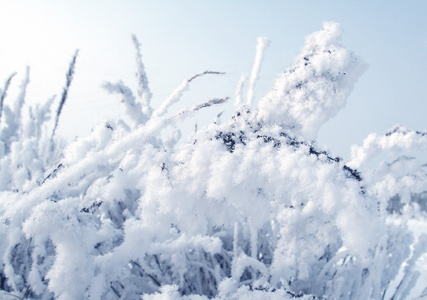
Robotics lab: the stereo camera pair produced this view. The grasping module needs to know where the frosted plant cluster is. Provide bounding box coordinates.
[349,126,427,216]
[0,22,426,300]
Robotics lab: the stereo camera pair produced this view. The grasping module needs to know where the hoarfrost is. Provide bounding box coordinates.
[0,22,425,300]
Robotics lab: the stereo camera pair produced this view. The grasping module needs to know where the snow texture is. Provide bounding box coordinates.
[0,23,426,300]
[257,22,367,140]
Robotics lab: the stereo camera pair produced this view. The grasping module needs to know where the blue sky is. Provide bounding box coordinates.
[0,1,426,160]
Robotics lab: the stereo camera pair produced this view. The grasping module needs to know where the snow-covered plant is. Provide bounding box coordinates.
[0,22,425,300]
[349,125,427,216]
[0,50,78,195]
[257,22,366,140]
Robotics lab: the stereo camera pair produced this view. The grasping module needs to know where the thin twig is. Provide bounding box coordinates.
[153,71,226,118]
[188,70,226,83]
[168,97,229,122]
[193,97,229,111]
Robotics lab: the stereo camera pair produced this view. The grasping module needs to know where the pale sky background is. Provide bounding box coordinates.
[0,1,426,161]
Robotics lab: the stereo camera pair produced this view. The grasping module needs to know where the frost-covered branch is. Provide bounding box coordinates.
[27,94,56,140]
[247,37,270,107]
[349,126,427,217]
[193,97,229,112]
[187,70,225,83]
[132,34,152,115]
[234,74,247,108]
[51,49,79,140]
[103,35,154,128]
[168,97,229,123]
[348,125,427,169]
[103,80,146,128]
[13,67,30,125]
[0,72,17,123]
[0,69,30,146]
[153,70,225,118]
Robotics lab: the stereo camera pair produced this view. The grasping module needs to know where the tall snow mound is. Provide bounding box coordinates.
[257,22,367,140]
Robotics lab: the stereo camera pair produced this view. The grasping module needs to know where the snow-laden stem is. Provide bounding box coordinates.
[234,74,247,108]
[246,37,270,107]
[51,49,79,140]
[153,70,225,118]
[13,67,29,126]
[132,34,152,117]
[0,72,17,124]
[102,81,145,128]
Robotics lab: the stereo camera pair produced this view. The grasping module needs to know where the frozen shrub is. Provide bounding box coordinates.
[0,23,425,300]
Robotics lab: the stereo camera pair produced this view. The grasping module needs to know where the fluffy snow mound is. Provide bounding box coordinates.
[257,22,367,140]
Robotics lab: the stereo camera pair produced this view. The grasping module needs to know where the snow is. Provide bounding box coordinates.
[257,22,367,140]
[246,37,270,107]
[0,22,426,299]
